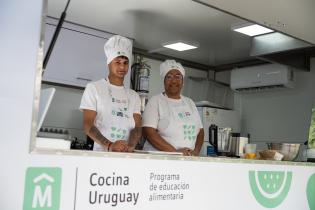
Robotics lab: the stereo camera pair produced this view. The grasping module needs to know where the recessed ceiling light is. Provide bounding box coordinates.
[163,41,198,51]
[232,23,274,37]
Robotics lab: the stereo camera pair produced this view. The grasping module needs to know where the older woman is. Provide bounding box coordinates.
[142,60,204,156]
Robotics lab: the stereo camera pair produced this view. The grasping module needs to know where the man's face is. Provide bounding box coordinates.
[108,56,129,78]
[164,69,183,96]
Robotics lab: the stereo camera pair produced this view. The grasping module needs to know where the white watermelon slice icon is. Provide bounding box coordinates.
[249,170,292,208]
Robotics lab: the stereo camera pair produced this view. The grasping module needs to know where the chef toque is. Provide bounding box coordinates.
[104,35,132,65]
[160,59,185,79]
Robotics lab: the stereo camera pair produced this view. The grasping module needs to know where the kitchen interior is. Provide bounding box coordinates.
[37,0,315,162]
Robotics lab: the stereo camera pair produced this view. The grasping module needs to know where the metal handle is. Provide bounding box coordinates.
[76,77,92,82]
[209,124,218,153]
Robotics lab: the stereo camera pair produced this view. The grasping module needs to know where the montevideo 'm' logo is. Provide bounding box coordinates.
[249,170,292,208]
[23,167,62,210]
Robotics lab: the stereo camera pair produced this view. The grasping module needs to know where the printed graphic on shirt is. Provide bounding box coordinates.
[111,96,129,118]
[177,111,191,119]
[111,97,128,104]
[110,127,127,140]
[183,124,196,141]
[111,107,129,118]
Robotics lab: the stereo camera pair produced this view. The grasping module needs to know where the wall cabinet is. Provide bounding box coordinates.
[43,17,131,88]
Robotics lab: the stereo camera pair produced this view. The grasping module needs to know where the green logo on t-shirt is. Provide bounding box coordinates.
[183,124,196,141]
[110,127,127,140]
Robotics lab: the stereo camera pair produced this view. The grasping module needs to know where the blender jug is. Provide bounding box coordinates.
[209,125,232,156]
[217,127,232,155]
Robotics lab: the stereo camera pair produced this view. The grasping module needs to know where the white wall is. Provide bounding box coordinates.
[234,58,315,149]
[0,0,45,209]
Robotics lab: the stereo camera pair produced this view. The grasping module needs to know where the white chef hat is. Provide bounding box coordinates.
[160,59,185,79]
[104,35,132,65]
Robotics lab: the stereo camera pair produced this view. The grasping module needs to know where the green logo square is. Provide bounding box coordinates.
[23,167,62,210]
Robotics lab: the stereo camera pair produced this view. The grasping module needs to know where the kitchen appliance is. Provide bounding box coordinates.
[229,133,249,157]
[197,106,241,156]
[230,64,294,92]
[209,125,232,156]
[71,137,93,150]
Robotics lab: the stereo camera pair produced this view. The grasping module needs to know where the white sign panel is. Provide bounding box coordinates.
[75,160,195,210]
[32,157,314,210]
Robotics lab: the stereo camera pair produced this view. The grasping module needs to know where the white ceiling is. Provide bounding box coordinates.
[198,0,315,45]
[47,0,258,66]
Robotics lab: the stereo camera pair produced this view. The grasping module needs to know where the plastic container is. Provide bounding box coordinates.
[244,143,257,159]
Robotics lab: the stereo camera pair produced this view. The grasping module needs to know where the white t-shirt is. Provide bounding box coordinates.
[142,93,203,151]
[80,79,141,151]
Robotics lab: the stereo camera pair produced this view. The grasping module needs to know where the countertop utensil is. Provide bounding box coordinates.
[266,143,300,161]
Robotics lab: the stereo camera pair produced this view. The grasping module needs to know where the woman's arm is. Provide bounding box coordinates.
[143,127,177,152]
[144,127,193,156]
[192,128,204,156]
[127,113,142,152]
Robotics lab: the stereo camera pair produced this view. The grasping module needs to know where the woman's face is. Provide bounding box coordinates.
[108,56,129,79]
[164,69,183,96]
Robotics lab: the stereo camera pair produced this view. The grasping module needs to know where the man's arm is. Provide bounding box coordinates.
[83,109,128,152]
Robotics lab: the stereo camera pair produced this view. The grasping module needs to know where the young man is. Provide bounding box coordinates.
[80,35,141,152]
